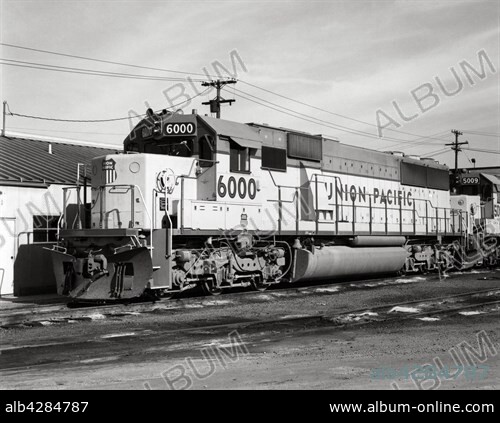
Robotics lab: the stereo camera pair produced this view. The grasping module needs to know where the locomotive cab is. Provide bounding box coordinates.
[453,171,500,236]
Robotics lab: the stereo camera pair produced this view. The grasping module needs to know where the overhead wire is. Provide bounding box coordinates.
[462,130,500,138]
[238,79,451,143]
[0,42,222,79]
[0,58,206,82]
[7,126,127,136]
[379,130,450,151]
[228,87,416,143]
[230,87,453,150]
[2,42,486,154]
[463,147,500,155]
[6,87,211,123]
[2,42,452,145]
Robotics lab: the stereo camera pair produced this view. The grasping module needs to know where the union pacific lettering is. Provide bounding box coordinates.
[326,183,413,206]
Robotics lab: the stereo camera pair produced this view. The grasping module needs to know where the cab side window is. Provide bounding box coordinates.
[230,141,250,173]
[198,135,214,167]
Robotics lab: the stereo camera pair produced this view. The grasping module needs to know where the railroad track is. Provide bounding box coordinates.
[0,287,498,377]
[0,269,497,329]
[324,288,500,326]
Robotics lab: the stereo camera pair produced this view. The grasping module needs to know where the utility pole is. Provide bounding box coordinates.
[2,101,6,137]
[446,129,468,175]
[201,79,236,118]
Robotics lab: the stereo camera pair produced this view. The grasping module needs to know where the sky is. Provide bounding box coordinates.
[0,0,499,168]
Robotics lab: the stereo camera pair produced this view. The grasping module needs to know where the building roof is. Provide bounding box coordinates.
[0,135,119,186]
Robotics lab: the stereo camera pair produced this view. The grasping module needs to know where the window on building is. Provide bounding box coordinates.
[33,215,59,242]
[230,141,250,173]
[261,146,287,171]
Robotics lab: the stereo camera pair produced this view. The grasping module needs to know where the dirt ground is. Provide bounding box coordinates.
[0,269,499,390]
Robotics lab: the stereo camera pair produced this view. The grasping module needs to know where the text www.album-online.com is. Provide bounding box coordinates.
[329,402,494,413]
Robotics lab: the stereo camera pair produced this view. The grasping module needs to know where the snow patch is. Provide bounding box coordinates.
[183,303,204,309]
[389,306,420,313]
[88,313,105,320]
[335,311,378,323]
[459,311,485,316]
[79,356,120,364]
[100,332,136,339]
[394,276,425,284]
[202,299,233,306]
[417,317,440,322]
[254,294,274,301]
[201,340,246,349]
[314,287,340,293]
[279,314,311,319]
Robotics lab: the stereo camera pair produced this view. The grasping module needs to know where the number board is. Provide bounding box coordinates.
[163,122,196,137]
[217,174,258,201]
[460,176,480,185]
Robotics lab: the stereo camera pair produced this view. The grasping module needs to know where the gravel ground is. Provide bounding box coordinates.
[0,269,499,390]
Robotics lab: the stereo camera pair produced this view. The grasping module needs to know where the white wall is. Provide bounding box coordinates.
[0,183,84,296]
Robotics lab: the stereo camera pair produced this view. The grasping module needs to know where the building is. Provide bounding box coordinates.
[0,134,118,296]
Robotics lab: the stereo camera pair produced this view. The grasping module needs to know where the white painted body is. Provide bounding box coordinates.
[90,152,456,237]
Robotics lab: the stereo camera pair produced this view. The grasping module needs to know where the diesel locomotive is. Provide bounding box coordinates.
[48,110,500,300]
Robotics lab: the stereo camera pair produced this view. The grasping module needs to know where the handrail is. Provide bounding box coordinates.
[61,183,154,259]
[266,171,466,236]
[268,169,455,212]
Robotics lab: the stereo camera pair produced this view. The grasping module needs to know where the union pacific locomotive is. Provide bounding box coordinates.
[48,110,500,300]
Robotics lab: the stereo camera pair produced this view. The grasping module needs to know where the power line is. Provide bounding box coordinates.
[0,42,453,144]
[464,147,500,155]
[4,88,210,123]
[1,42,488,150]
[232,86,452,146]
[429,149,450,157]
[461,148,475,166]
[231,87,454,147]
[229,87,413,143]
[462,130,500,138]
[8,126,127,136]
[0,58,206,82]
[238,79,450,143]
[419,147,450,157]
[379,130,450,151]
[231,89,388,140]
[0,42,222,79]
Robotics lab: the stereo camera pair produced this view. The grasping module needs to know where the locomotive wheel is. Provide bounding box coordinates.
[250,276,270,292]
[201,278,223,296]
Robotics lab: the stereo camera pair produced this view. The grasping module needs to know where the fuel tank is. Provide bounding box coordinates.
[292,246,409,282]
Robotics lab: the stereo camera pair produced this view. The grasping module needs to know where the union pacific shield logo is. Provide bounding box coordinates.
[102,158,117,184]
